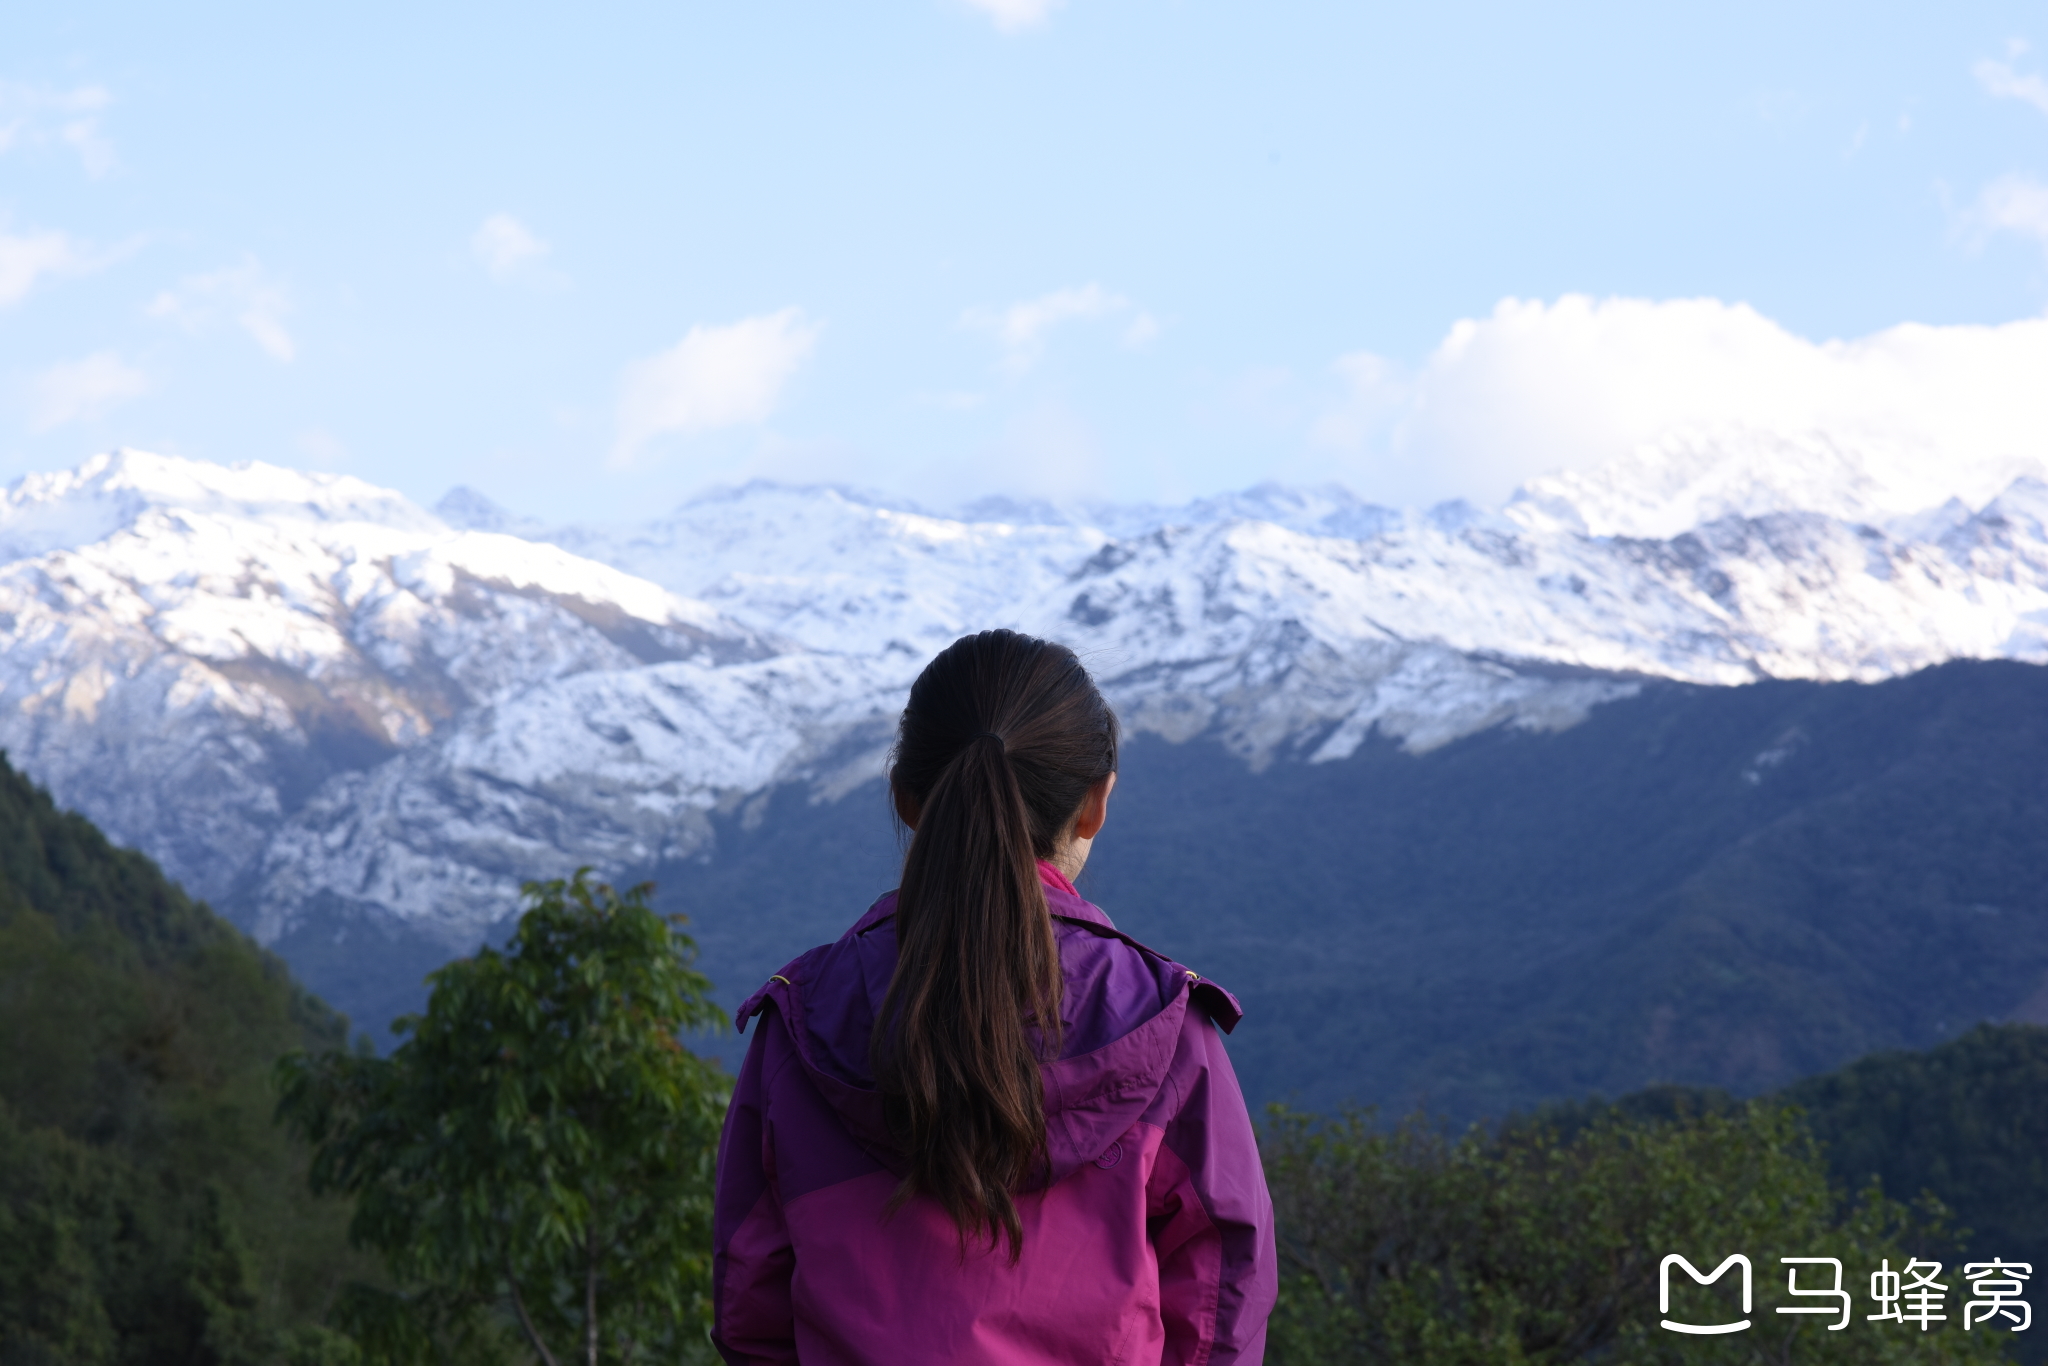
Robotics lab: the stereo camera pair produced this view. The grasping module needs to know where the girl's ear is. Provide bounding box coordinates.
[893,781,921,831]
[1073,771,1116,841]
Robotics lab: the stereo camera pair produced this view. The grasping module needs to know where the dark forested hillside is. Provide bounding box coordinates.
[1089,657,2048,1116]
[1785,1024,2048,1305]
[0,754,364,1364]
[648,658,2048,1118]
[1507,1027,2048,1364]
[1525,1024,2048,1291]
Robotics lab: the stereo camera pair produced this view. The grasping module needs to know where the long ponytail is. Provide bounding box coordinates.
[872,630,1119,1260]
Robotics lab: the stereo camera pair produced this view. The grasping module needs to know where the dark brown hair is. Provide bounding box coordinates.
[871,629,1119,1259]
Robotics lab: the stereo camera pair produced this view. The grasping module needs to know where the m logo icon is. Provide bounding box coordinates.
[1660,1254,1753,1335]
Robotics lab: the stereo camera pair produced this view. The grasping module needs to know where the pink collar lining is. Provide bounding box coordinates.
[1036,859,1079,896]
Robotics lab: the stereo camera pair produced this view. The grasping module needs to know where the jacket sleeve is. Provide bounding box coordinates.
[711,1008,799,1366]
[1148,1007,1278,1366]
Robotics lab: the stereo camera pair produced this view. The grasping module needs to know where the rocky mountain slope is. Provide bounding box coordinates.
[3,436,2047,1035]
[0,453,769,943]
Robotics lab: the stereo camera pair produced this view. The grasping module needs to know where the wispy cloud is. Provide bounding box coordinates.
[964,283,1158,373]
[1972,173,2048,254]
[26,351,150,431]
[1975,41,2048,116]
[0,229,102,308]
[612,308,822,465]
[147,259,295,361]
[471,213,550,280]
[961,0,1065,35]
[0,82,115,176]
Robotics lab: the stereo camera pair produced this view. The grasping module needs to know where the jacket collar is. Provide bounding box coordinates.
[848,860,1116,937]
[744,862,1241,1043]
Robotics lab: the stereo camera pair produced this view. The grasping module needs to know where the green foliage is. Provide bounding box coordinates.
[0,1109,120,1365]
[1784,1025,2048,1282]
[277,872,730,1366]
[1525,1029,2048,1363]
[1263,1100,2018,1365]
[0,753,367,1365]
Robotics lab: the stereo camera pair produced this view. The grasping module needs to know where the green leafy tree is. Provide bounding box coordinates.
[0,752,368,1366]
[277,873,728,1366]
[1263,1100,2017,1365]
[0,1112,120,1366]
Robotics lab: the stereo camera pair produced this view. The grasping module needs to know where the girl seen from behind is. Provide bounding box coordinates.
[713,629,1277,1365]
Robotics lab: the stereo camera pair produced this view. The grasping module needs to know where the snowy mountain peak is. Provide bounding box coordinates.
[0,448,440,561]
[434,484,545,537]
[0,450,772,921]
[10,444,2048,951]
[1507,425,2048,540]
[1974,475,2048,533]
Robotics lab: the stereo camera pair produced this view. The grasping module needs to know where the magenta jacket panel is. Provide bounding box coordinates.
[712,865,1277,1365]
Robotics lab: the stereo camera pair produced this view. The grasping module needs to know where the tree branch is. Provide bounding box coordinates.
[506,1264,562,1366]
[586,1219,601,1366]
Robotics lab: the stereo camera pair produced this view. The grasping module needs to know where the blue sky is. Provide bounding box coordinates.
[5,1,2048,519]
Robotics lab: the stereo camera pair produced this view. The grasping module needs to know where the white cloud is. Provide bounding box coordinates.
[1963,42,2048,258]
[612,308,821,465]
[1975,47,2048,116]
[148,259,295,361]
[962,0,1065,34]
[993,284,1118,345]
[0,229,99,308]
[26,351,150,431]
[1974,173,2048,252]
[0,83,114,175]
[966,283,1155,373]
[471,213,549,279]
[1316,295,2048,512]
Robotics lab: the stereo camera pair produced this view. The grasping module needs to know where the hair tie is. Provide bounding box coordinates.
[974,730,1005,746]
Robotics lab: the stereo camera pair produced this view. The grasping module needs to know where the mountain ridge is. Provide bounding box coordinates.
[4,436,2048,1009]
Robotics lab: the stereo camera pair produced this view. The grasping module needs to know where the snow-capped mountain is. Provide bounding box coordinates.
[0,451,769,917]
[7,434,2048,955]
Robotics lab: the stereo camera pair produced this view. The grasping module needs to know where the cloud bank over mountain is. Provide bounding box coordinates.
[14,10,2048,523]
[1315,296,2048,510]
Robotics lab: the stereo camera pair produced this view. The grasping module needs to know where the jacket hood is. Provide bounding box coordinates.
[734,863,1242,1187]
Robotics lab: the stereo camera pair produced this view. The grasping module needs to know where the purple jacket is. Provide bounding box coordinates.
[712,864,1277,1365]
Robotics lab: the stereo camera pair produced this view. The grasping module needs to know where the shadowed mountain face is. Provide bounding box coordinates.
[1083,658,2048,1117]
[568,658,2048,1120]
[252,640,2048,1117]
